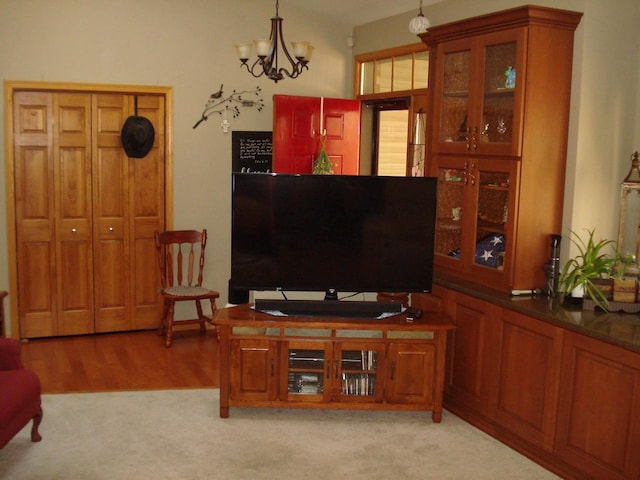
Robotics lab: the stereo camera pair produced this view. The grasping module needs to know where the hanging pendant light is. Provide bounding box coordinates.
[234,0,312,83]
[408,0,431,35]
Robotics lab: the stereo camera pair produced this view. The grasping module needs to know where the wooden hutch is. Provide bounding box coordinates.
[415,6,640,480]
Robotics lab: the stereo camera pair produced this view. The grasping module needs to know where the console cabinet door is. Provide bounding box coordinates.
[230,339,278,401]
[333,342,385,403]
[282,340,332,403]
[387,342,435,407]
[555,332,640,479]
[490,310,563,451]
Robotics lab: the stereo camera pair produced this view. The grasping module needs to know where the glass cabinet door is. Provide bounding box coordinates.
[285,341,330,401]
[434,158,470,266]
[433,30,524,157]
[478,30,524,156]
[433,157,516,278]
[436,42,473,151]
[473,166,512,271]
[335,343,385,402]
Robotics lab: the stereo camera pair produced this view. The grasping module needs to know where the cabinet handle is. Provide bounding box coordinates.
[108,227,114,232]
[71,228,77,233]
[270,357,275,376]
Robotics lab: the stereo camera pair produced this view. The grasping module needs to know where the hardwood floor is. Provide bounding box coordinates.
[19,329,220,394]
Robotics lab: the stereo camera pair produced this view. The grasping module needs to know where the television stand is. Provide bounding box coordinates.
[253,299,402,318]
[214,304,455,422]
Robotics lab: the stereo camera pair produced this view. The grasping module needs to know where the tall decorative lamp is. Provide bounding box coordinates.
[617,151,640,266]
[234,0,312,83]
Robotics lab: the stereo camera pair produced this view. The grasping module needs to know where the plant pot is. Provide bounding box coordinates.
[613,278,637,303]
[570,284,585,299]
[592,278,613,300]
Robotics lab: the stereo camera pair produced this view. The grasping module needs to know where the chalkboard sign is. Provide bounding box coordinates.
[232,131,272,173]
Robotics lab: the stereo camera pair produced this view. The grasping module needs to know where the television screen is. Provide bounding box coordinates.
[230,173,437,300]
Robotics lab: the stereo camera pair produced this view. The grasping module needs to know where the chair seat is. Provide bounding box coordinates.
[163,285,212,297]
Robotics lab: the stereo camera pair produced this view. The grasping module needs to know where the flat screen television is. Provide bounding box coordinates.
[230,173,437,316]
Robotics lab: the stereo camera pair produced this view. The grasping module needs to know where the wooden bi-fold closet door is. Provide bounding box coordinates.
[12,89,166,338]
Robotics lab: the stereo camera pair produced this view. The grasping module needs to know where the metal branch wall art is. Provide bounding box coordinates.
[193,85,264,132]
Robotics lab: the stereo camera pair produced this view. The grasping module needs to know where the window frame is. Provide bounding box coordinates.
[354,43,429,100]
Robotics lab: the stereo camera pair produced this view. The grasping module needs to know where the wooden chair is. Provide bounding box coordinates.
[155,230,220,347]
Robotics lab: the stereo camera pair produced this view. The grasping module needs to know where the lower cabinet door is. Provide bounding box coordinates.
[490,310,563,451]
[230,339,278,401]
[386,342,435,406]
[445,291,496,414]
[555,332,640,479]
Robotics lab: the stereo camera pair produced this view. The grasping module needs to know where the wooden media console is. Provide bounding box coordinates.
[214,304,454,422]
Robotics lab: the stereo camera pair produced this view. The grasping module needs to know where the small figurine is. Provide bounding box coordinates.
[497,117,507,135]
[481,121,489,143]
[505,66,516,89]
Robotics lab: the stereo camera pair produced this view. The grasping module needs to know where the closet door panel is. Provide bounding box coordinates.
[130,95,165,329]
[93,94,130,332]
[54,93,94,336]
[13,92,57,337]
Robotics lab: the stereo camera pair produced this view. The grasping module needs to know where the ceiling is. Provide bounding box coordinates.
[285,0,441,27]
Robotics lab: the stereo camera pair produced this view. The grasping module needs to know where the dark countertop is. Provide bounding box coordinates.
[434,275,640,354]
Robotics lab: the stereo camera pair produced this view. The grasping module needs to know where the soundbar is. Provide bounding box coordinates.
[254,299,402,318]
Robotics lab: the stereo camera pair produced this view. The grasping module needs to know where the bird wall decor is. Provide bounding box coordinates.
[193,85,265,132]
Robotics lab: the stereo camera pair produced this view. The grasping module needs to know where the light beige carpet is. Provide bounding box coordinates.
[0,389,558,479]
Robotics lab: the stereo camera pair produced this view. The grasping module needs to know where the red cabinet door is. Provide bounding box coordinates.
[273,95,360,174]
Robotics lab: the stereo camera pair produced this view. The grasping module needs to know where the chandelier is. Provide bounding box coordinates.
[408,0,431,35]
[234,0,313,83]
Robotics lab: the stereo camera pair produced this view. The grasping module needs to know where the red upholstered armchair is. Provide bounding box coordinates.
[0,338,43,448]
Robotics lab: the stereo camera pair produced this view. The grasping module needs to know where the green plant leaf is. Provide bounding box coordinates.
[558,228,615,311]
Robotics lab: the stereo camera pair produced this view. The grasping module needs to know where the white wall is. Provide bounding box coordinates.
[2,0,640,334]
[0,0,353,334]
[355,0,640,264]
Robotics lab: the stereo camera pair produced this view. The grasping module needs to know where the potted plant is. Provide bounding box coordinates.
[611,252,637,303]
[558,229,615,311]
